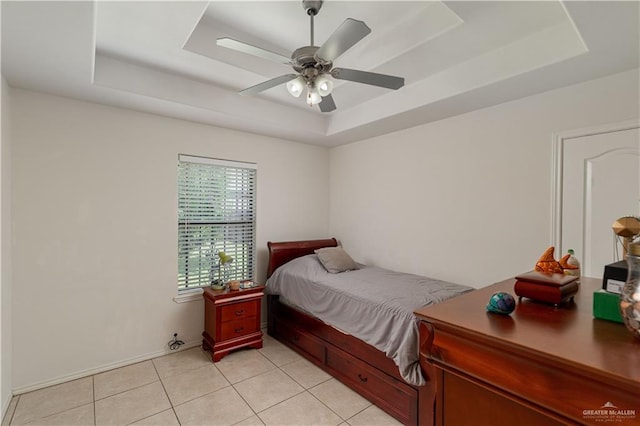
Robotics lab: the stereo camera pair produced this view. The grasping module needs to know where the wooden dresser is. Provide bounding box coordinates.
[202,285,264,362]
[415,277,640,425]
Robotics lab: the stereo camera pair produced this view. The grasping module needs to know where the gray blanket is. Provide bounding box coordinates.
[265,254,473,386]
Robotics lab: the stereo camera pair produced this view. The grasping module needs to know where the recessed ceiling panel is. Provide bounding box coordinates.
[3,0,637,146]
[183,1,461,109]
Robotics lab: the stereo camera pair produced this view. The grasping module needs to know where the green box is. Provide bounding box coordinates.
[593,290,624,323]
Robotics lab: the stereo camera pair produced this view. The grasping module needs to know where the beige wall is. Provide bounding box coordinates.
[329,69,640,288]
[7,67,640,394]
[10,89,330,391]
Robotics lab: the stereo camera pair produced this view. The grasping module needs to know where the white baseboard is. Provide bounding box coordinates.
[13,340,201,395]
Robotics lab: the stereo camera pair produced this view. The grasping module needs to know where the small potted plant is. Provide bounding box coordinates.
[211,251,233,290]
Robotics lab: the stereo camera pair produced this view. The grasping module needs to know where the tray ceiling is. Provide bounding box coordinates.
[2,1,639,146]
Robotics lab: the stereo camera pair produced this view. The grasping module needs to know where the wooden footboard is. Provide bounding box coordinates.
[268,294,435,426]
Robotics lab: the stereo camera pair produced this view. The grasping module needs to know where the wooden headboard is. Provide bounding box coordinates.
[266,238,338,278]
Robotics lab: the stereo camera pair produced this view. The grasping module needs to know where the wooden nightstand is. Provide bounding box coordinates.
[202,284,264,362]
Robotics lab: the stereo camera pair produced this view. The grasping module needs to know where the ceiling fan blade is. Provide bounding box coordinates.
[315,18,371,62]
[217,37,291,64]
[332,68,404,90]
[239,74,298,96]
[319,94,336,112]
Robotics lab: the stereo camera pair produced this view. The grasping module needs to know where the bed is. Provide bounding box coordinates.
[265,238,473,425]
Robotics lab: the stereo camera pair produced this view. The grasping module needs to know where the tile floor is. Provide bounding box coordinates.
[2,334,401,425]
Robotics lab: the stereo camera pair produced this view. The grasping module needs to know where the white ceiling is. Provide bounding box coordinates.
[2,1,639,147]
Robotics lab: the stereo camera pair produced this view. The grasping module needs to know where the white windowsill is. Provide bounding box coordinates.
[173,287,204,303]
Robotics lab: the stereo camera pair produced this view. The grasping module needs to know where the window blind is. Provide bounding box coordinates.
[178,155,256,290]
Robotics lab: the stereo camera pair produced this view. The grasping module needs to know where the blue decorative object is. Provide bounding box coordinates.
[487,292,516,315]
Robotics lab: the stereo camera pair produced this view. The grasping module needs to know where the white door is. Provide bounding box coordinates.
[559,124,639,278]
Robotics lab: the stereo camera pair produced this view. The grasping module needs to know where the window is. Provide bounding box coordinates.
[178,155,256,291]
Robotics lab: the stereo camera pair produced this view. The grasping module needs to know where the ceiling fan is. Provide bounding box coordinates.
[216,0,405,112]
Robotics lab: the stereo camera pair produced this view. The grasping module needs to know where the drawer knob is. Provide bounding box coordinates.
[357,374,368,383]
[235,309,244,316]
[235,327,244,334]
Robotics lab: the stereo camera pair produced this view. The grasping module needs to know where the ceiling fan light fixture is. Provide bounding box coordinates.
[286,76,305,98]
[306,86,322,106]
[315,74,333,96]
[219,0,403,112]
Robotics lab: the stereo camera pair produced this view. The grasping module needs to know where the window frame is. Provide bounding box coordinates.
[176,154,257,297]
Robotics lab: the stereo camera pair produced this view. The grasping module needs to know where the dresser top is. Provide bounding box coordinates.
[414,277,640,386]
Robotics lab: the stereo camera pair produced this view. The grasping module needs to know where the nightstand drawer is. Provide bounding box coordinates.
[220,317,259,340]
[220,300,259,322]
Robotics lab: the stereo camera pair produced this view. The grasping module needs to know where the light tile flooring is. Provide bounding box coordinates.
[2,334,401,426]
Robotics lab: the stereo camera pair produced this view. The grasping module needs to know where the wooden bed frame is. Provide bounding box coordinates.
[266,238,435,426]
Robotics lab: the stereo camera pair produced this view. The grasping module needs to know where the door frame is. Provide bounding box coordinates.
[551,119,640,252]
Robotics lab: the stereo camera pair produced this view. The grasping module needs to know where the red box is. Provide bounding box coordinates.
[514,271,579,305]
